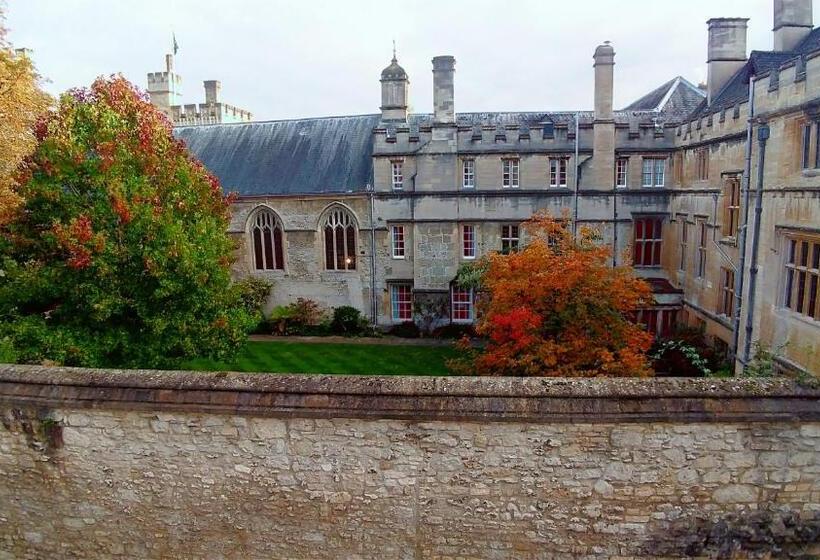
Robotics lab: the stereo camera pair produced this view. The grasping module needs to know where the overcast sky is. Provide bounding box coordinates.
[6,0,818,121]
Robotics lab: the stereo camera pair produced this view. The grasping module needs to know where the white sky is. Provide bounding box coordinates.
[6,0,818,121]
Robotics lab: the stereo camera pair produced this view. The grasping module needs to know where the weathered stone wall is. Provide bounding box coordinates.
[1,366,818,559]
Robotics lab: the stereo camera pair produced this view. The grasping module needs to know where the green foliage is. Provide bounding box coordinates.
[454,260,489,290]
[236,277,272,313]
[0,336,18,363]
[743,341,786,378]
[0,76,255,368]
[650,339,712,376]
[432,323,477,339]
[331,306,369,336]
[265,298,330,336]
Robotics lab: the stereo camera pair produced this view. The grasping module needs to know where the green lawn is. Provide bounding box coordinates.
[182,340,458,375]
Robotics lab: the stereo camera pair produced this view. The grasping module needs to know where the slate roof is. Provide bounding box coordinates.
[175,115,381,196]
[623,76,706,121]
[691,27,820,118]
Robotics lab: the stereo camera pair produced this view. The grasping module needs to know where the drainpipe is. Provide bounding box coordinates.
[741,122,769,366]
[573,113,580,236]
[731,76,756,370]
[367,183,378,326]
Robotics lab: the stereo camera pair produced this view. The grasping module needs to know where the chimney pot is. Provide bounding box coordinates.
[706,18,749,105]
[204,80,221,104]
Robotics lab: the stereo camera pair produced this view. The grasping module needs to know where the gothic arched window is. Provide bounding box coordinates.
[323,208,357,271]
[251,209,284,270]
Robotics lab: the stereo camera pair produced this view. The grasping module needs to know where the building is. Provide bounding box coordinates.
[147,54,252,125]
[162,0,819,376]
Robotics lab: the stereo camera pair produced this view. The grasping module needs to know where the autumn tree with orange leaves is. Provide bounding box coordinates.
[449,213,654,376]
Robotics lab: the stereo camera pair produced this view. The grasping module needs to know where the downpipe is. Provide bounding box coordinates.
[741,123,769,367]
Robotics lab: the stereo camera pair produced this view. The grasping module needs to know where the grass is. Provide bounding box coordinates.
[182,340,458,375]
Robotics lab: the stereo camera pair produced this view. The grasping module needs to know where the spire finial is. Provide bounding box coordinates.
[392,39,397,62]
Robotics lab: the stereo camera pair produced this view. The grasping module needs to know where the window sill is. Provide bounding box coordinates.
[719,236,737,246]
[776,306,820,328]
[391,256,406,260]
[801,168,820,178]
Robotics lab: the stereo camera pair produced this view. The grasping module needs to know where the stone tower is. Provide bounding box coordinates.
[147,54,182,116]
[380,50,409,122]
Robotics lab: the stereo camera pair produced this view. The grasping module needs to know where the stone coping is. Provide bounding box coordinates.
[0,364,817,423]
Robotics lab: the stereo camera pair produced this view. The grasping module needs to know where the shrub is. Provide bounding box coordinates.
[263,298,329,336]
[388,321,421,338]
[331,306,369,336]
[236,277,272,333]
[432,323,476,339]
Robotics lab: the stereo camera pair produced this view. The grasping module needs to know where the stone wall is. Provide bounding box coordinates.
[0,365,818,559]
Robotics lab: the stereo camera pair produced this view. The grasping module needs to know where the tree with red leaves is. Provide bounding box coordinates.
[0,76,253,367]
[450,213,654,376]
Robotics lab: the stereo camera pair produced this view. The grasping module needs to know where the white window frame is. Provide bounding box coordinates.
[549,157,568,188]
[391,160,403,191]
[616,157,628,188]
[462,224,476,259]
[391,225,405,259]
[462,159,475,189]
[642,158,666,187]
[390,283,413,322]
[501,224,519,253]
[451,286,474,323]
[502,159,519,188]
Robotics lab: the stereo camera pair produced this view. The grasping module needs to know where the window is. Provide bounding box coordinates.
[391,284,413,321]
[462,159,475,189]
[696,220,708,278]
[718,267,736,318]
[633,217,663,267]
[501,225,519,254]
[391,161,403,190]
[722,177,741,238]
[451,286,474,322]
[642,158,665,187]
[679,218,689,272]
[323,207,357,271]
[616,158,628,187]
[502,159,519,188]
[695,148,709,181]
[549,157,568,187]
[462,224,476,259]
[391,225,405,259]
[251,209,285,270]
[783,235,820,320]
[635,308,678,339]
[815,123,820,168]
[802,123,812,169]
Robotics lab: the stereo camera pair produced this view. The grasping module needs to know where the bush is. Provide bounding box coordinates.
[432,323,477,339]
[650,326,730,377]
[388,321,421,338]
[236,277,272,333]
[263,298,330,336]
[331,306,369,336]
[0,336,18,364]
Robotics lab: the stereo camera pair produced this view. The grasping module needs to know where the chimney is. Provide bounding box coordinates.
[590,42,616,191]
[432,55,455,125]
[774,0,813,51]
[593,41,615,121]
[707,18,749,105]
[204,80,221,104]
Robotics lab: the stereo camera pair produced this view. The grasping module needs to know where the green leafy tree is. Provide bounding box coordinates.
[0,76,255,367]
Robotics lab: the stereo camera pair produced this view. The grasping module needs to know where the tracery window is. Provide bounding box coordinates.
[323,207,357,271]
[251,209,285,270]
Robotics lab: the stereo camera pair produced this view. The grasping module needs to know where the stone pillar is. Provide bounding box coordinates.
[204,80,221,104]
[589,42,615,191]
[774,0,813,51]
[707,18,748,105]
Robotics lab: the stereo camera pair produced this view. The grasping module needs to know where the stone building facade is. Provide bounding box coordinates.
[165,0,818,376]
